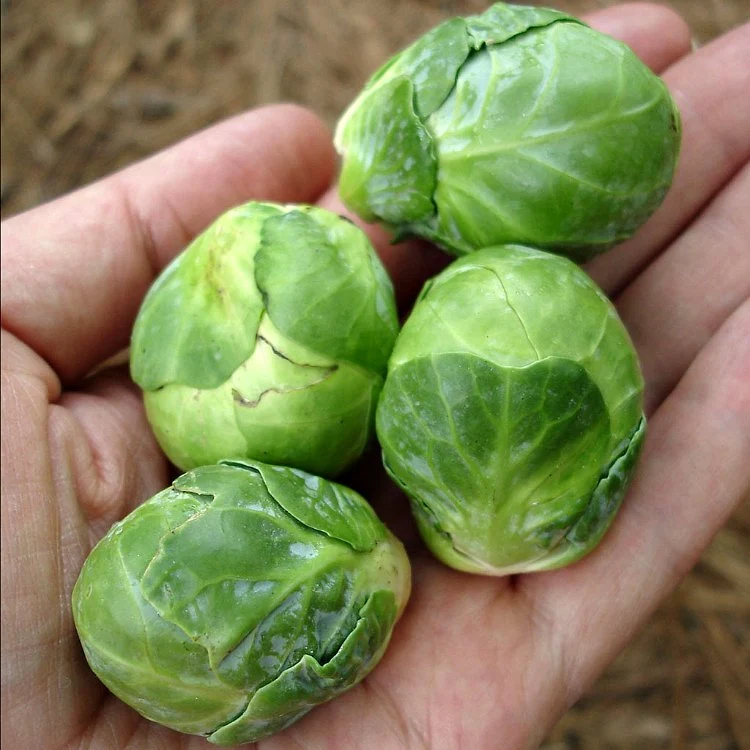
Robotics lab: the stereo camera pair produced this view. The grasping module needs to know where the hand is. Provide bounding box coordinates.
[2,5,748,749]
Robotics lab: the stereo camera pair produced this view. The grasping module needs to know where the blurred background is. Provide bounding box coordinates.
[2,1,748,748]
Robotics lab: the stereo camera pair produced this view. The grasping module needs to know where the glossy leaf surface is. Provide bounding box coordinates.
[335,2,680,260]
[130,202,398,476]
[72,462,410,745]
[377,245,646,574]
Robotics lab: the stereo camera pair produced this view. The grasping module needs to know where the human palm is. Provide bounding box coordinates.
[2,6,748,749]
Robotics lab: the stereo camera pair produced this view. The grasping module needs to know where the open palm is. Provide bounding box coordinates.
[2,6,748,749]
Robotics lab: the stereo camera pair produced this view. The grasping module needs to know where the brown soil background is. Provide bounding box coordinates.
[2,1,748,748]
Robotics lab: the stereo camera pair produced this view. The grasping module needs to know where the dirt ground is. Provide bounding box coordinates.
[2,1,748,748]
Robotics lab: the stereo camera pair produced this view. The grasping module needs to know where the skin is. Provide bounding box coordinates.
[1,4,748,749]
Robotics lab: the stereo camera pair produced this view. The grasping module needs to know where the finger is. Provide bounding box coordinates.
[0,334,163,746]
[320,3,693,308]
[619,164,750,415]
[0,104,336,384]
[586,2,692,73]
[587,22,750,295]
[0,366,99,749]
[522,299,750,704]
[55,368,170,536]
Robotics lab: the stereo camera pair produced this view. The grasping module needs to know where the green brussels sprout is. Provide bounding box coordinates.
[72,460,411,745]
[334,2,680,261]
[376,245,645,575]
[130,202,399,477]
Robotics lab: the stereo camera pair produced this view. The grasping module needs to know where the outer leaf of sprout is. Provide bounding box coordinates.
[72,461,411,745]
[335,2,681,260]
[376,245,646,574]
[130,202,399,477]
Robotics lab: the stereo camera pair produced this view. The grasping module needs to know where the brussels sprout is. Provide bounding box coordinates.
[335,3,680,261]
[72,460,411,745]
[130,202,399,477]
[376,245,645,575]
